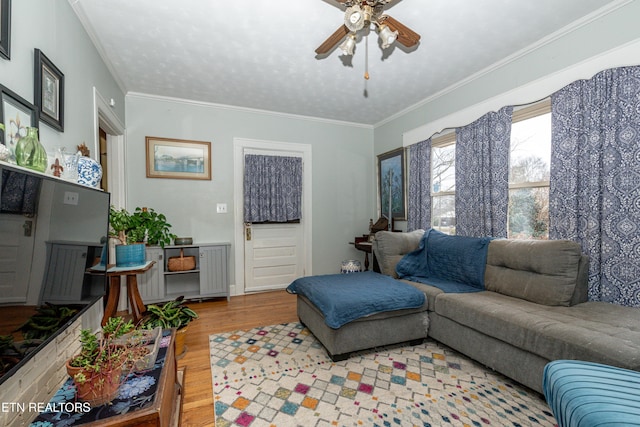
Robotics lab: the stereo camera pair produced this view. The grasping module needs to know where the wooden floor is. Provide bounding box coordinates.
[178,290,298,427]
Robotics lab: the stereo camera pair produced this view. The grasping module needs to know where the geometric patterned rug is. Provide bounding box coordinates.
[210,323,557,427]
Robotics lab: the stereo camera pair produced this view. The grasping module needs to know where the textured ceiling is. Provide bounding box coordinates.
[70,0,619,126]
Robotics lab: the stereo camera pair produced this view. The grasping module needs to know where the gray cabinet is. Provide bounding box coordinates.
[137,246,165,303]
[40,241,104,304]
[141,243,230,303]
[199,244,230,298]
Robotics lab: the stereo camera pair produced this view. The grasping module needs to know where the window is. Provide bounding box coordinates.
[431,132,456,234]
[508,99,551,239]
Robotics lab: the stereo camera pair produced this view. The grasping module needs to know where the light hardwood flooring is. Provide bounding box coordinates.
[178,290,298,427]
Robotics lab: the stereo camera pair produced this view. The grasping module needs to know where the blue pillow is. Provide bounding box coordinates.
[425,229,492,289]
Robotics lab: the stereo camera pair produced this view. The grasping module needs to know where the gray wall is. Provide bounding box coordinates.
[0,0,125,158]
[125,95,375,285]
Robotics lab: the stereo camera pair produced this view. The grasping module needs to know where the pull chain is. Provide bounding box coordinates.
[364,32,370,80]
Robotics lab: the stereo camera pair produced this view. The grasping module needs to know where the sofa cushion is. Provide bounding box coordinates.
[434,292,640,371]
[401,279,443,311]
[372,229,424,277]
[484,239,583,306]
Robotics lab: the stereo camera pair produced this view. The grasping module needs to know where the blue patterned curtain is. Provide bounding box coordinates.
[550,65,640,306]
[407,139,432,231]
[243,154,302,223]
[455,106,513,237]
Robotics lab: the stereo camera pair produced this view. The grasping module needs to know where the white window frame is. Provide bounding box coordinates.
[508,98,552,239]
[430,131,456,233]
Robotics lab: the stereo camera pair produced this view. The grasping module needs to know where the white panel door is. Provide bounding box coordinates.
[0,215,35,303]
[244,222,304,292]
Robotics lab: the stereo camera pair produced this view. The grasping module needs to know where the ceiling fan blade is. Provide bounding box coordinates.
[382,15,421,48]
[315,25,350,55]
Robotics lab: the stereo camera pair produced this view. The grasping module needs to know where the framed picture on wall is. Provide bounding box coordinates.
[377,147,406,221]
[0,0,10,60]
[145,136,212,180]
[34,49,65,131]
[0,85,38,157]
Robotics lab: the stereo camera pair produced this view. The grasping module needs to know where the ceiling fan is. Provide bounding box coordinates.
[315,0,421,56]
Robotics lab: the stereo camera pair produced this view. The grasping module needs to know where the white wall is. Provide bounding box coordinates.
[125,94,375,286]
[0,0,125,161]
[374,0,640,155]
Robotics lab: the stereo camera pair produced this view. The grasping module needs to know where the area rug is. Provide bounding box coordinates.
[210,323,556,427]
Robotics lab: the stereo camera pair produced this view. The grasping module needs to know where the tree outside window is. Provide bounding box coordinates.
[508,105,551,239]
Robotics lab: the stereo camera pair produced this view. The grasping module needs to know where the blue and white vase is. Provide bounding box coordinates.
[77,156,102,187]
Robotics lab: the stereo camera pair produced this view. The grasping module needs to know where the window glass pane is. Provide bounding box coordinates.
[509,112,551,184]
[508,187,549,239]
[432,195,455,235]
[431,144,455,193]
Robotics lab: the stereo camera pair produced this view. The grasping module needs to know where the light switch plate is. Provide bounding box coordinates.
[216,203,227,214]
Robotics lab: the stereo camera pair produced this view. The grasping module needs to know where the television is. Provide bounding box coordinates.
[0,161,110,385]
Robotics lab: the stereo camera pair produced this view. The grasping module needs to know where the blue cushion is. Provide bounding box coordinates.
[543,360,640,427]
[396,229,492,292]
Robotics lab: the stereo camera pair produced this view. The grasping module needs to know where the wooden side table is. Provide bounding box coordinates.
[353,235,372,271]
[102,261,156,326]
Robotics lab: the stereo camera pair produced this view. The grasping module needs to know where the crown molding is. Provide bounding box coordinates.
[375,0,633,129]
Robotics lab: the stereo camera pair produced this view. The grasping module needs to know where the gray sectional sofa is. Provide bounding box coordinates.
[295,229,640,395]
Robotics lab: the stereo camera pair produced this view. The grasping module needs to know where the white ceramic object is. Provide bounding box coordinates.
[340,259,362,274]
[77,156,102,187]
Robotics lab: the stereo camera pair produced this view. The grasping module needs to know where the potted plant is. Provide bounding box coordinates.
[109,206,147,267]
[131,207,176,247]
[65,317,139,405]
[109,206,176,267]
[141,296,198,356]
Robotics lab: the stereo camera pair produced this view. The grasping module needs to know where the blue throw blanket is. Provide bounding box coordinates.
[396,229,492,293]
[286,271,426,329]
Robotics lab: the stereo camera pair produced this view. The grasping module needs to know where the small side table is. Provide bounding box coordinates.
[352,235,372,271]
[102,261,156,326]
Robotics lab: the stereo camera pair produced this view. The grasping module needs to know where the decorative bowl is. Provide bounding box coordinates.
[174,237,193,245]
[340,259,362,274]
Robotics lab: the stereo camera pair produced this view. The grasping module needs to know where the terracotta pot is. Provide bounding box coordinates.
[175,325,188,357]
[66,349,125,406]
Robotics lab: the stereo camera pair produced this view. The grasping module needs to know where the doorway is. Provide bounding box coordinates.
[233,138,312,295]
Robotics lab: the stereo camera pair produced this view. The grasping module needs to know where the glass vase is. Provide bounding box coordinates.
[15,127,48,173]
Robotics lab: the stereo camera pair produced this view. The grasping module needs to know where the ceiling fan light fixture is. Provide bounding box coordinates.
[344,5,365,32]
[378,24,398,49]
[339,34,357,56]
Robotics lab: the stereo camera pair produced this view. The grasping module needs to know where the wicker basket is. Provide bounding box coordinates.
[167,248,196,272]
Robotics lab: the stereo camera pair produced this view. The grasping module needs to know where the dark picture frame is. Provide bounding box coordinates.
[145,136,212,180]
[0,0,10,60]
[34,49,64,131]
[0,85,38,156]
[377,147,406,221]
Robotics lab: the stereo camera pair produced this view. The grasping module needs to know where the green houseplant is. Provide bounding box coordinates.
[109,206,176,267]
[109,206,176,246]
[131,207,176,247]
[142,296,198,356]
[109,206,146,266]
[65,317,139,405]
